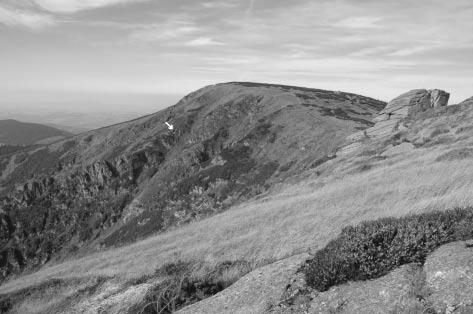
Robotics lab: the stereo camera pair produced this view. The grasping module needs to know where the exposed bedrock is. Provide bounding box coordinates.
[374,89,449,123]
[340,89,450,155]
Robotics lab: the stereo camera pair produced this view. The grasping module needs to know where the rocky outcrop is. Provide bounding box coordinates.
[374,89,449,123]
[0,144,171,281]
[430,89,450,108]
[339,89,449,155]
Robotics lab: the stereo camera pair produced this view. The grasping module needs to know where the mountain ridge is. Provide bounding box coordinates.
[0,82,385,282]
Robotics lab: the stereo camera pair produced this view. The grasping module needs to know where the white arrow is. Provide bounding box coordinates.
[165,121,174,130]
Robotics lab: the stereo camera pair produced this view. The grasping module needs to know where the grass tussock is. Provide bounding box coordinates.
[304,207,473,292]
[134,260,251,314]
[0,276,109,314]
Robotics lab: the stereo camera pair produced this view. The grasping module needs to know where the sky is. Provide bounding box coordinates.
[1,0,473,116]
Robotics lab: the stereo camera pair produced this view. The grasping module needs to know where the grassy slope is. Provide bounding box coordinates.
[0,83,384,286]
[2,103,473,311]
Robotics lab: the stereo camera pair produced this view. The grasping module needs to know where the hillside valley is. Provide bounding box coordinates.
[1,83,473,313]
[0,120,72,146]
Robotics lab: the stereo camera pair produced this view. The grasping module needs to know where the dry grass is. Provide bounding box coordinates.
[4,142,473,295]
[4,105,473,312]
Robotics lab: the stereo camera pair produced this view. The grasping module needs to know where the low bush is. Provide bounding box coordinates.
[304,208,473,291]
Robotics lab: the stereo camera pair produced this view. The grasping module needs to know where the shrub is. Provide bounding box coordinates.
[304,208,473,291]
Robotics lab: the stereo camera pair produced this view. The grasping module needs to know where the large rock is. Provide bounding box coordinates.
[377,89,430,121]
[339,89,449,155]
[376,89,449,122]
[430,89,450,108]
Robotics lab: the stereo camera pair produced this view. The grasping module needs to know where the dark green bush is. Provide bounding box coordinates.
[304,208,473,291]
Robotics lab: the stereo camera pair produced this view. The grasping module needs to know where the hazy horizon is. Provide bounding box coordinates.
[0,91,182,131]
[1,0,473,115]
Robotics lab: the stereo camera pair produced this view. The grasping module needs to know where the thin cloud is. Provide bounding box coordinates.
[0,5,55,30]
[388,46,433,57]
[246,0,256,15]
[201,2,240,9]
[1,0,473,104]
[185,37,225,47]
[128,19,200,42]
[31,0,148,13]
[335,16,382,29]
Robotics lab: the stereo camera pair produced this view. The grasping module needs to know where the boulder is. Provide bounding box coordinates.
[378,89,431,119]
[339,88,450,154]
[378,89,449,121]
[430,89,450,108]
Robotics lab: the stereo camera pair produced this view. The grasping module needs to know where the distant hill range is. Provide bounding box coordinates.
[43,122,88,135]
[0,119,73,146]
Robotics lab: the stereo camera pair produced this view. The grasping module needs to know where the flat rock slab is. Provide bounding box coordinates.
[365,119,400,139]
[430,89,450,108]
[424,241,473,313]
[305,264,424,314]
[381,142,415,157]
[176,254,310,314]
[379,89,430,116]
[338,142,363,155]
[378,89,448,120]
